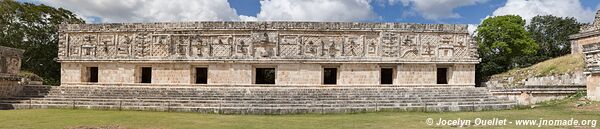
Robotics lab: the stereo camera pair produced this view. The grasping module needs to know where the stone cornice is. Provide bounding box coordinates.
[59,22,469,34]
[0,46,24,57]
[570,29,600,39]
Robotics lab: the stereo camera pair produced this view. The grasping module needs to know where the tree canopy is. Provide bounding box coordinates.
[0,0,84,85]
[475,15,538,78]
[523,15,582,65]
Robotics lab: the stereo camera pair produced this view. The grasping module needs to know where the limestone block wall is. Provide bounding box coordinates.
[0,56,21,75]
[61,62,477,86]
[99,63,135,84]
[338,64,380,85]
[151,64,191,84]
[0,77,21,98]
[587,74,600,101]
[571,35,600,54]
[276,64,321,85]
[0,46,23,75]
[208,63,252,85]
[450,64,475,85]
[396,64,436,84]
[61,63,82,83]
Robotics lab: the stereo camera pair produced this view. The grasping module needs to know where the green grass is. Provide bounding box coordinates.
[1,97,599,129]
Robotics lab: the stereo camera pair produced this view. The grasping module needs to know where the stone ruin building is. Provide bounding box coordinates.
[0,22,515,114]
[571,10,600,101]
[0,46,24,98]
[58,22,478,86]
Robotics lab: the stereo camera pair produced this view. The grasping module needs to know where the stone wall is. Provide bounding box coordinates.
[0,46,23,75]
[276,64,321,85]
[209,64,253,85]
[570,10,600,100]
[0,46,24,98]
[338,64,380,85]
[151,64,191,84]
[484,72,586,88]
[571,36,600,54]
[0,77,21,98]
[60,62,475,86]
[397,64,436,84]
[490,85,586,105]
[450,64,475,85]
[587,75,600,100]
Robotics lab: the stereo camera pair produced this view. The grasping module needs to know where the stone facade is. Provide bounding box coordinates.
[571,10,600,100]
[57,22,478,86]
[0,46,24,98]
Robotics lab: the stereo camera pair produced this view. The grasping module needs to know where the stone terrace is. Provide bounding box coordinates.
[0,85,515,114]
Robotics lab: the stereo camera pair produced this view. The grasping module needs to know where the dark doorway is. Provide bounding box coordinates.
[141,67,152,83]
[437,68,448,84]
[323,68,337,85]
[88,67,98,83]
[255,68,275,84]
[195,68,208,84]
[381,68,393,84]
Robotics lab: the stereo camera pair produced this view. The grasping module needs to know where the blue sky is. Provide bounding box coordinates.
[22,0,600,26]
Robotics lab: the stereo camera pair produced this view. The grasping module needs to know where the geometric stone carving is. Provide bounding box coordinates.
[170,35,190,56]
[278,35,301,57]
[211,36,233,57]
[57,22,478,62]
[134,32,151,57]
[234,36,252,57]
[380,32,399,57]
[117,34,133,57]
[343,36,364,57]
[301,37,322,57]
[364,35,378,56]
[151,35,170,57]
[251,32,278,58]
[420,34,438,57]
[321,37,341,57]
[98,34,116,57]
[400,34,418,58]
[438,35,454,58]
[191,36,210,57]
[453,35,469,58]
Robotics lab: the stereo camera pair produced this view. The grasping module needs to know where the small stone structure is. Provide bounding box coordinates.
[0,46,24,98]
[571,10,600,101]
[489,85,586,105]
[484,72,586,88]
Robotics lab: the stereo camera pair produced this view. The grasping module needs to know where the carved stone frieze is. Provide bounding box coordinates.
[57,22,478,62]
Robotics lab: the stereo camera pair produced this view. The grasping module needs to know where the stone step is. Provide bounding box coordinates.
[2,101,513,109]
[0,85,516,114]
[0,97,505,105]
[8,103,515,114]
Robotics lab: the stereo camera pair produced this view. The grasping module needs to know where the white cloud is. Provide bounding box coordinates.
[38,0,241,23]
[492,0,597,23]
[250,0,377,22]
[467,24,477,35]
[389,0,489,20]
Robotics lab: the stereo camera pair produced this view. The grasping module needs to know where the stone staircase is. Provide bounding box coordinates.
[0,85,516,114]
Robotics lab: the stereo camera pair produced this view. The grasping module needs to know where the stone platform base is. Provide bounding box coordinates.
[0,85,516,114]
[489,85,586,105]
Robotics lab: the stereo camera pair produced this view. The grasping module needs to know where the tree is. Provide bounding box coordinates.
[475,15,538,78]
[524,15,582,65]
[0,0,84,85]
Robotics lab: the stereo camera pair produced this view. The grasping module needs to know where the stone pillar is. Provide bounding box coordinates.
[587,74,600,101]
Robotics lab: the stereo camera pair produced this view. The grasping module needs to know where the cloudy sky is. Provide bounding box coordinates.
[19,0,600,27]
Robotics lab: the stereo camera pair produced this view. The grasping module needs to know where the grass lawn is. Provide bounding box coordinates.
[1,96,599,129]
